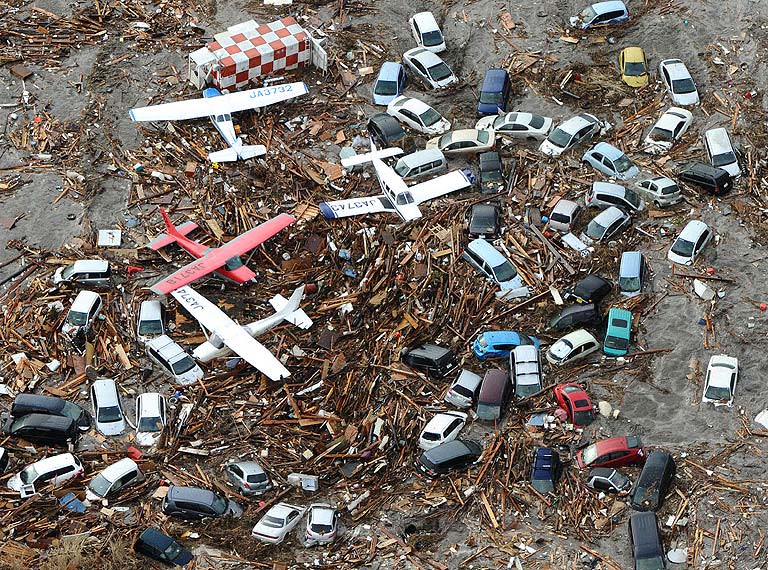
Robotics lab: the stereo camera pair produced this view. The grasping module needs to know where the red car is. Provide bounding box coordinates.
[553,383,595,426]
[576,436,647,469]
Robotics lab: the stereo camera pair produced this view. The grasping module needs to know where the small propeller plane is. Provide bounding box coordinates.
[171,285,310,381]
[129,82,309,162]
[147,208,295,295]
[192,285,312,363]
[318,144,475,222]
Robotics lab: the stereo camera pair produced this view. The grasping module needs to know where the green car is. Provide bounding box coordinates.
[603,308,632,357]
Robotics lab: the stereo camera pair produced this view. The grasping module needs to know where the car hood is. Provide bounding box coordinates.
[427,118,451,135]
[539,139,564,157]
[136,430,161,447]
[97,419,126,436]
[170,549,194,566]
[643,138,673,155]
[7,474,22,491]
[475,116,496,130]
[615,165,640,180]
[672,91,699,106]
[548,341,571,361]
[667,249,693,266]
[373,93,398,106]
[623,73,648,88]
[252,522,282,538]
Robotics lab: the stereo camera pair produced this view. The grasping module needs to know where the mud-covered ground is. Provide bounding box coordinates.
[2,0,768,569]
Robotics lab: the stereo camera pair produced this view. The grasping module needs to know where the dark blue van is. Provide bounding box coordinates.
[477,68,511,116]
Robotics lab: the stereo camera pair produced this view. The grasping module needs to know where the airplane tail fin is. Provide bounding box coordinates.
[340,147,404,168]
[148,209,199,250]
[209,140,266,163]
[269,285,313,330]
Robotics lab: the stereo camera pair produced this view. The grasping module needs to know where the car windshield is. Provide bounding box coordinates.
[451,384,473,398]
[605,335,629,350]
[614,155,634,173]
[98,405,123,423]
[619,276,641,292]
[573,410,594,425]
[580,6,597,21]
[61,265,77,279]
[493,116,511,129]
[672,78,696,94]
[374,80,398,96]
[586,220,607,240]
[171,356,196,375]
[311,522,334,533]
[609,470,630,488]
[516,383,540,397]
[394,162,411,177]
[88,474,112,496]
[546,128,572,148]
[476,130,491,144]
[529,115,545,129]
[61,401,83,422]
[492,260,518,282]
[580,444,598,465]
[713,152,737,167]
[623,188,641,207]
[705,385,732,401]
[636,558,666,570]
[67,310,88,326]
[20,465,39,484]
[422,30,443,47]
[263,515,285,529]
[476,403,500,417]
[671,238,695,257]
[164,542,183,561]
[649,127,674,142]
[624,62,646,76]
[422,431,440,441]
[138,319,163,335]
[419,108,442,127]
[428,62,453,82]
[483,169,503,181]
[138,416,162,432]
[211,494,228,514]
[480,91,504,105]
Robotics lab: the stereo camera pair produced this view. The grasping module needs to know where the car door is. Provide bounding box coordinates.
[443,418,463,440]
[618,51,625,72]
[411,59,427,81]
[285,510,299,531]
[693,231,708,258]
[398,67,406,91]
[588,151,603,168]
[591,475,609,491]
[52,465,75,486]
[412,20,421,43]
[661,66,671,90]
[601,156,616,175]
[400,109,420,129]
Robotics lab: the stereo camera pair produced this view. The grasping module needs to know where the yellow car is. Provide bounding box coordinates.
[619,47,649,88]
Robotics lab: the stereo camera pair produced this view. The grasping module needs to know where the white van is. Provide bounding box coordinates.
[61,290,102,337]
[137,300,165,345]
[53,260,111,288]
[86,457,144,501]
[703,127,740,178]
[393,149,447,180]
[7,453,84,497]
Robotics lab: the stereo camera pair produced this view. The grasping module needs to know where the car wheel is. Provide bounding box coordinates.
[654,200,662,208]
[527,136,537,142]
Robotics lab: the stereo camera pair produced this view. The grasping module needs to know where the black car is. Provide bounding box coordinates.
[10,393,92,432]
[467,203,501,238]
[628,511,666,570]
[415,439,482,478]
[134,527,193,567]
[630,451,676,512]
[367,113,407,148]
[162,485,243,520]
[0,447,8,473]
[530,447,562,493]
[401,343,458,378]
[678,162,733,196]
[563,274,612,305]
[479,151,505,193]
[586,467,632,493]
[3,413,79,445]
[548,304,602,331]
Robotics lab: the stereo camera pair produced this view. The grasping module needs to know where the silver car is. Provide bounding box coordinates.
[225,460,272,495]
[463,238,524,290]
[145,335,204,386]
[402,47,457,89]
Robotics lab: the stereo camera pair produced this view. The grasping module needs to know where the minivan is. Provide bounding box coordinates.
[473,330,540,360]
[530,447,562,493]
[476,369,511,421]
[146,335,204,386]
[3,413,79,445]
[53,259,111,288]
[90,378,126,436]
[630,451,676,511]
[401,343,458,378]
[678,162,733,196]
[618,251,646,298]
[628,511,666,570]
[7,452,84,496]
[415,439,482,478]
[510,345,543,398]
[393,149,447,179]
[444,369,483,408]
[603,308,633,357]
[162,485,243,520]
[548,199,582,233]
[477,68,511,116]
[585,181,645,212]
[703,127,740,178]
[134,527,193,566]
[61,290,102,337]
[10,393,91,432]
[548,304,602,331]
[463,238,524,290]
[137,300,165,345]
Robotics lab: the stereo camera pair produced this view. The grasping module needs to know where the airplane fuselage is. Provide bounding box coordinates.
[203,88,239,149]
[372,158,422,221]
[171,236,253,285]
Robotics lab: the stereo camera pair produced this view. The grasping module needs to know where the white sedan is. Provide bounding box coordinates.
[475,112,553,141]
[386,96,450,135]
[643,107,693,154]
[426,129,495,155]
[702,354,738,407]
[659,59,699,106]
[418,411,467,450]
[252,503,306,544]
[402,47,457,89]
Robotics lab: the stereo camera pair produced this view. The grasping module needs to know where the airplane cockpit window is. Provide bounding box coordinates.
[396,192,414,206]
[223,114,231,122]
[225,256,244,270]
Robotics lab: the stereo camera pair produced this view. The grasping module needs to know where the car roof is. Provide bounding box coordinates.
[607,307,632,326]
[558,303,597,318]
[630,512,661,555]
[479,330,522,344]
[590,142,625,160]
[471,203,498,216]
[594,206,626,224]
[137,392,163,417]
[13,393,67,411]
[532,447,558,478]
[268,502,302,517]
[513,344,538,360]
[309,503,335,524]
[447,129,483,143]
[139,527,173,549]
[552,199,579,216]
[406,343,451,358]
[704,127,734,152]
[479,369,509,398]
[592,181,626,196]
[621,46,644,61]
[661,59,692,80]
[231,460,266,475]
[424,412,466,433]
[561,329,597,346]
[481,68,508,89]
[681,161,727,178]
[92,378,119,401]
[619,251,642,275]
[12,413,74,430]
[168,485,215,503]
[678,220,709,241]
[70,259,109,272]
[147,335,186,360]
[412,11,440,30]
[393,96,432,115]
[467,238,506,265]
[71,290,101,311]
[558,113,598,134]
[139,300,162,320]
[589,467,616,478]
[648,176,677,188]
[100,458,139,481]
[405,47,442,66]
[30,452,77,471]
[640,451,673,477]
[707,355,738,387]
[453,369,482,388]
[656,108,690,129]
[377,61,402,81]
[591,436,634,453]
[593,0,627,12]
[423,439,478,462]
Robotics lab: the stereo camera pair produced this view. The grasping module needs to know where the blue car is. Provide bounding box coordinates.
[472,330,540,360]
[372,62,406,106]
[477,68,511,116]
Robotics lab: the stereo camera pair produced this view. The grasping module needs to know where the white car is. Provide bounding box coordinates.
[667,220,713,266]
[146,335,204,386]
[659,59,699,106]
[475,112,553,141]
[137,299,164,345]
[546,329,600,366]
[135,392,167,446]
[426,129,495,155]
[409,11,445,52]
[580,206,631,244]
[643,107,693,154]
[7,453,84,496]
[85,457,144,501]
[252,502,306,544]
[539,113,602,157]
[402,47,457,89]
[62,290,102,338]
[634,176,682,207]
[90,378,126,436]
[418,411,468,450]
[702,355,738,407]
[386,96,450,135]
[305,503,339,545]
[703,127,741,178]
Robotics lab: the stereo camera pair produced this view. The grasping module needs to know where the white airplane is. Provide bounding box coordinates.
[129,82,309,162]
[318,145,476,222]
[171,285,312,381]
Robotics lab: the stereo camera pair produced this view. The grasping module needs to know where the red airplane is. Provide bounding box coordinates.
[148,208,295,295]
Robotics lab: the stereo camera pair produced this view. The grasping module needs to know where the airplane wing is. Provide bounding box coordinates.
[150,256,255,295]
[171,286,290,381]
[129,82,309,122]
[318,196,395,219]
[409,169,476,205]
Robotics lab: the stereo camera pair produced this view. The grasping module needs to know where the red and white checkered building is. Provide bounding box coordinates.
[188,17,311,90]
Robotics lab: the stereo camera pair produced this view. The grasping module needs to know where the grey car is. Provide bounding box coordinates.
[162,485,243,520]
[225,460,272,495]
